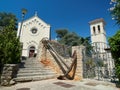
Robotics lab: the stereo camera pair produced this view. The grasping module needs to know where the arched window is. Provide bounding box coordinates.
[98,25,100,33]
[93,26,96,34]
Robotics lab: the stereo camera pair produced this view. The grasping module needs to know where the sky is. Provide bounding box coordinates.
[0,0,119,40]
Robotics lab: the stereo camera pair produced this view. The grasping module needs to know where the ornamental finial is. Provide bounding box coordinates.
[35,11,37,16]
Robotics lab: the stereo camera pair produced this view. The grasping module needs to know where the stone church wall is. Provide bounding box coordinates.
[17,15,50,58]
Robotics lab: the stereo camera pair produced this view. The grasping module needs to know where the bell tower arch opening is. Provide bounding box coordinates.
[98,25,101,33]
[93,26,96,35]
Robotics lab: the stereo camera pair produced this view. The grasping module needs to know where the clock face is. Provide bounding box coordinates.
[31,28,37,34]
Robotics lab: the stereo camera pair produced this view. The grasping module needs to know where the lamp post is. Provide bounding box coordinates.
[18,8,27,61]
[18,8,27,39]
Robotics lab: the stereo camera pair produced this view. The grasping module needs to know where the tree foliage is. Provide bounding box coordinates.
[108,30,120,81]
[0,12,17,30]
[56,29,68,38]
[109,30,120,60]
[109,0,120,81]
[56,29,88,46]
[0,13,21,64]
[110,0,120,25]
[56,29,92,56]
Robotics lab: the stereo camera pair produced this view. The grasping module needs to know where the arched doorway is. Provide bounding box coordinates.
[29,46,35,57]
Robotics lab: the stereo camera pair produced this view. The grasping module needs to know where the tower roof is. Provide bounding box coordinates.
[89,18,106,25]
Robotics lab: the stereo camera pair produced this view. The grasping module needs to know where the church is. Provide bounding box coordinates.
[17,12,115,77]
[17,13,50,58]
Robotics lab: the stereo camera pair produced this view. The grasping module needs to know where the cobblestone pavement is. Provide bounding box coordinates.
[0,79,119,90]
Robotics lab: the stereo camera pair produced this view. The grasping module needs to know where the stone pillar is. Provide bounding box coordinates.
[36,41,43,61]
[1,64,19,86]
[72,46,85,80]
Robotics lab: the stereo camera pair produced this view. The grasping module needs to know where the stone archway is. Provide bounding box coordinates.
[29,46,35,57]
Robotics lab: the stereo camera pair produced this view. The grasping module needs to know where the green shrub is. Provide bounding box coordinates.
[108,30,120,82]
[0,20,21,64]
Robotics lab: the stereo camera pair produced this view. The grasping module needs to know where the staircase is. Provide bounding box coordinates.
[13,57,57,82]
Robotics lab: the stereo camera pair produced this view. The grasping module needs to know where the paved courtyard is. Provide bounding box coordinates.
[0,79,119,90]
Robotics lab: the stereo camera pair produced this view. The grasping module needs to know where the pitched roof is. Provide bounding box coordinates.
[19,13,50,26]
[89,18,106,25]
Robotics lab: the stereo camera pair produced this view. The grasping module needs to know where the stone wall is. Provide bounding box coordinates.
[1,64,18,86]
[37,40,85,80]
[37,40,69,74]
[72,46,85,80]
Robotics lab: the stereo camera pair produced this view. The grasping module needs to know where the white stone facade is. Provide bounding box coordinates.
[89,18,115,77]
[89,19,107,44]
[17,14,50,58]
[89,18,107,57]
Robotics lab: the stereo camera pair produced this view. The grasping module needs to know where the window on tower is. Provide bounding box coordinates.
[93,26,96,34]
[98,25,100,33]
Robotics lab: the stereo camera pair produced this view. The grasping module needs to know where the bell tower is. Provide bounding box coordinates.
[89,18,107,58]
[89,18,107,44]
[89,18,115,78]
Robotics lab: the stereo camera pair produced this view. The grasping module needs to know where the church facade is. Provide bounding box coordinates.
[17,13,50,58]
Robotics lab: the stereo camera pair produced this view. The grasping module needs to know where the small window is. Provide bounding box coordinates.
[93,26,96,34]
[98,25,100,33]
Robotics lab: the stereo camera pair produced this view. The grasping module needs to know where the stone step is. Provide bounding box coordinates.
[17,72,56,77]
[22,60,40,62]
[21,65,44,68]
[21,60,41,63]
[18,69,54,73]
[14,75,57,82]
[19,64,45,67]
[19,62,44,67]
[15,57,57,82]
[21,63,42,65]
[19,67,52,70]
[19,66,45,68]
[21,59,39,62]
[20,61,41,65]
[21,63,43,65]
[18,67,52,70]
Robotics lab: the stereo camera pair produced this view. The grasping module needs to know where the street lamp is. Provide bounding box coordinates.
[18,8,27,61]
[18,8,27,39]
